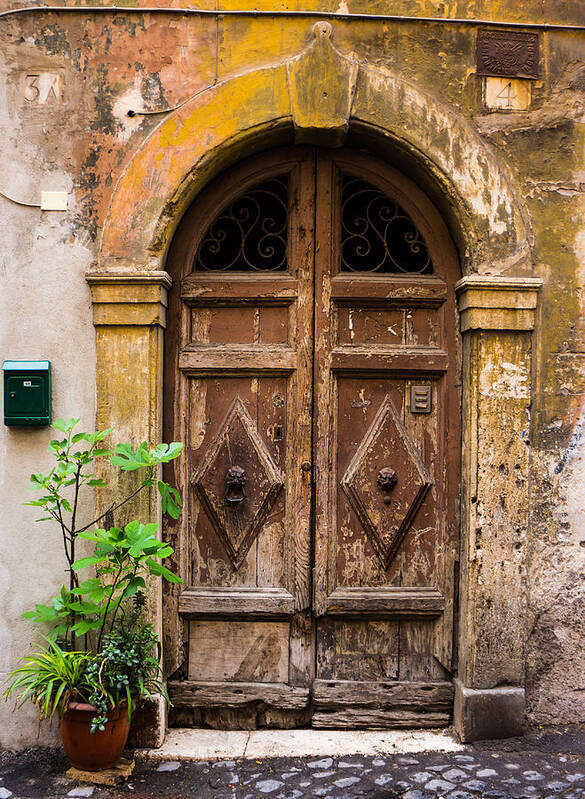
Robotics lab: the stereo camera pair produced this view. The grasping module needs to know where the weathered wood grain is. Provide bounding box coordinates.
[167,148,316,725]
[331,347,448,374]
[188,621,290,683]
[399,620,448,681]
[312,710,451,728]
[316,619,400,681]
[330,276,448,306]
[181,275,297,303]
[179,587,295,617]
[337,307,406,347]
[179,345,296,373]
[163,196,196,680]
[288,150,315,621]
[312,679,453,709]
[168,681,310,710]
[325,587,445,616]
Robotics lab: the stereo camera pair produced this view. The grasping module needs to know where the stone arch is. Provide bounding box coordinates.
[96,22,531,278]
[89,22,542,746]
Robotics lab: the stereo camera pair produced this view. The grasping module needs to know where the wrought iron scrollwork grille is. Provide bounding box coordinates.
[194,176,289,272]
[340,175,433,274]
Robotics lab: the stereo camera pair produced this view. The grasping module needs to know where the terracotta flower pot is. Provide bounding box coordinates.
[59,701,131,771]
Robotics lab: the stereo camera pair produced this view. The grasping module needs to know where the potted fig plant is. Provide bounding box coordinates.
[3,417,183,771]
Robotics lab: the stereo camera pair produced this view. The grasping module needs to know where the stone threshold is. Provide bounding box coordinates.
[137,728,463,761]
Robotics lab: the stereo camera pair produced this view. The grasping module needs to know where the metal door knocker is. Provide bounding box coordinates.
[377,467,397,505]
[225,466,246,504]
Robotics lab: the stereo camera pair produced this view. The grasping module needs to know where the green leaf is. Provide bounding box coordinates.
[78,529,102,542]
[124,521,160,557]
[94,540,116,556]
[48,439,66,453]
[69,601,100,613]
[22,603,60,623]
[52,595,66,612]
[146,558,183,583]
[50,418,69,433]
[74,578,102,593]
[121,576,147,598]
[158,482,182,519]
[124,520,141,537]
[71,555,103,570]
[109,443,145,471]
[151,442,184,463]
[96,565,117,576]
[56,461,77,477]
[110,440,183,471]
[133,522,158,538]
[72,619,102,635]
[52,417,80,433]
[51,681,67,717]
[86,478,107,487]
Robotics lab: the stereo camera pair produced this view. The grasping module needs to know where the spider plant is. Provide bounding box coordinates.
[2,639,94,722]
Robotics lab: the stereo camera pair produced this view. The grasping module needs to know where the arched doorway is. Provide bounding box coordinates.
[163,146,461,729]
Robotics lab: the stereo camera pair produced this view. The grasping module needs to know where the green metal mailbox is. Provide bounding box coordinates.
[3,360,52,426]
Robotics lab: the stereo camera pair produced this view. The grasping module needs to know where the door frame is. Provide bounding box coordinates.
[88,30,542,744]
[160,145,462,729]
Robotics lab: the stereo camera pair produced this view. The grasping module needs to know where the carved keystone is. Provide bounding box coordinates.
[286,22,358,147]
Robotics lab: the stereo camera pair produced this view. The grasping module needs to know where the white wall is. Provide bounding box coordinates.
[0,176,96,748]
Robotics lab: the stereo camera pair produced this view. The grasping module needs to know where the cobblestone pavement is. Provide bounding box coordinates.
[2,728,585,799]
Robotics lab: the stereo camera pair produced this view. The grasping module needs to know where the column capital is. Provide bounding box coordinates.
[86,271,172,327]
[456,275,542,332]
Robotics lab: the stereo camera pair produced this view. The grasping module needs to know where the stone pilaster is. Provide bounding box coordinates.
[87,269,172,748]
[455,276,542,742]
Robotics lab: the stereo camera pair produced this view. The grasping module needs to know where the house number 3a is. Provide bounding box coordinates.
[23,73,62,104]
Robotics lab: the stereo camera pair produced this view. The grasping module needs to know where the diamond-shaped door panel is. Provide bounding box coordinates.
[341,394,433,569]
[192,397,284,569]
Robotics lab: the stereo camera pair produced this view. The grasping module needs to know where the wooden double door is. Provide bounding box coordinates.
[164,147,461,729]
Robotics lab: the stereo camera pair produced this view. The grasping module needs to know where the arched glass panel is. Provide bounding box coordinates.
[194,176,288,272]
[340,174,433,274]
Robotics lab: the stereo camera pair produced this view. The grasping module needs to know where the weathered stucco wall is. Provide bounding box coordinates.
[0,182,95,747]
[1,0,585,746]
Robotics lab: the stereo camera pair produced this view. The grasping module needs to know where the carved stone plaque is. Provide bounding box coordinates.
[476,29,539,79]
[192,396,284,568]
[22,72,63,104]
[341,394,433,569]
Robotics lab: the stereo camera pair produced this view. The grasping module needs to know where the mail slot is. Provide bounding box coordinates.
[3,360,51,426]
